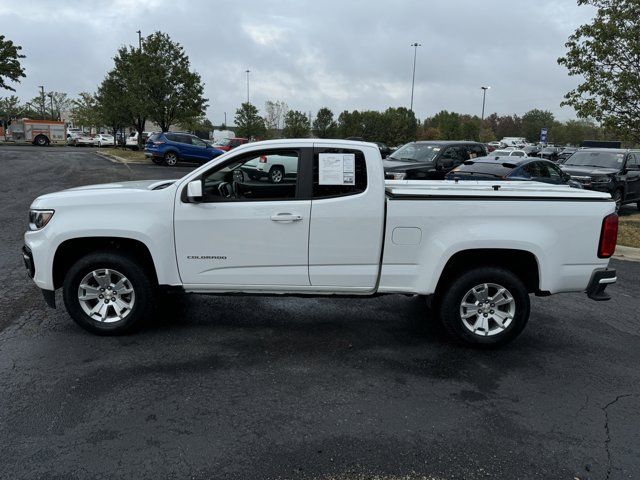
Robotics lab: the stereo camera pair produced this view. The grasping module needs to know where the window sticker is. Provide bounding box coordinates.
[319,153,356,185]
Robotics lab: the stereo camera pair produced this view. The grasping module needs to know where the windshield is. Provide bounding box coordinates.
[216,138,231,146]
[564,151,624,169]
[388,143,440,162]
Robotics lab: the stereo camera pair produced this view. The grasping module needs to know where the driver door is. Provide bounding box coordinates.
[174,148,312,288]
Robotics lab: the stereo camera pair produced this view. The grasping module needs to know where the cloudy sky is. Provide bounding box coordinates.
[1,0,595,125]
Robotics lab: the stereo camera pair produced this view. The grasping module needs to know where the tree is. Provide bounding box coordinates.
[71,92,101,128]
[0,35,25,91]
[520,109,555,142]
[312,107,337,138]
[180,116,214,135]
[140,32,207,132]
[264,100,288,137]
[47,91,71,121]
[282,110,310,138]
[337,110,363,138]
[235,102,266,139]
[97,73,131,146]
[558,0,640,142]
[0,95,22,125]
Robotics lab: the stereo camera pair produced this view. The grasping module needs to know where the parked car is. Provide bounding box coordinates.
[24,139,618,348]
[489,149,527,158]
[446,157,581,188]
[144,132,225,166]
[523,145,541,157]
[557,147,578,163]
[93,134,114,148]
[126,131,154,150]
[559,148,640,211]
[214,137,249,151]
[384,141,488,180]
[68,132,94,147]
[241,153,298,183]
[539,146,562,162]
[487,141,503,149]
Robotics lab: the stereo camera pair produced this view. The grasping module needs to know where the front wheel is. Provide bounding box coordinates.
[63,251,154,335]
[435,267,530,348]
[613,189,623,212]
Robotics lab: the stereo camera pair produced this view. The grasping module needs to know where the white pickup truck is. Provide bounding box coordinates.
[23,139,619,347]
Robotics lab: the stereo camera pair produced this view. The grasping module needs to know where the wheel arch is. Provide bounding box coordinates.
[434,248,541,295]
[53,237,158,290]
[33,134,50,145]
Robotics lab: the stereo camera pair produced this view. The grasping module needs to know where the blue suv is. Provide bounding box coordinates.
[145,132,225,166]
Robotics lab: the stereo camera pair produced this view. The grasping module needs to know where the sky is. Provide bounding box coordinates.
[0,0,595,125]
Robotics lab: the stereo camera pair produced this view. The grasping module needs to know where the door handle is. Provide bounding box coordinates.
[270,213,303,222]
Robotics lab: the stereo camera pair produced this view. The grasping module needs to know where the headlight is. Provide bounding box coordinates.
[592,176,612,183]
[391,172,407,180]
[29,209,55,231]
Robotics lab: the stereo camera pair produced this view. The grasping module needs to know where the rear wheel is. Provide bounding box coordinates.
[152,156,163,165]
[164,151,178,166]
[269,166,285,183]
[63,251,154,335]
[34,135,48,146]
[434,267,530,348]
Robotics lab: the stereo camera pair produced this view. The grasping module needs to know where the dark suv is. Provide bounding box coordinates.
[559,148,640,211]
[145,132,225,166]
[384,141,488,180]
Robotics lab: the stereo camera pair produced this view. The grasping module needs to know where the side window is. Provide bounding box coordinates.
[165,133,178,142]
[313,148,367,199]
[468,144,486,159]
[191,137,207,147]
[627,154,639,170]
[176,134,192,145]
[200,150,299,202]
[523,162,545,178]
[230,139,240,147]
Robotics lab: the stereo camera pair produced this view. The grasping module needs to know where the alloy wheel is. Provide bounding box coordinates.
[459,283,515,336]
[77,268,135,323]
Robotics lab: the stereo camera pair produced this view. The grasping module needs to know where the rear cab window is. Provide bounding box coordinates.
[313,148,367,198]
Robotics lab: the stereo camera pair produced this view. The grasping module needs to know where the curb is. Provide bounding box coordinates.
[614,245,640,262]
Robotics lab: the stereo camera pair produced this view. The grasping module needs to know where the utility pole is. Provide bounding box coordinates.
[224,112,227,126]
[409,43,421,112]
[245,70,251,104]
[480,86,490,141]
[136,30,142,50]
[47,93,54,120]
[39,86,45,119]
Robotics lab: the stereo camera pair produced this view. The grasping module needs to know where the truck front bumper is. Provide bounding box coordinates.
[586,268,617,301]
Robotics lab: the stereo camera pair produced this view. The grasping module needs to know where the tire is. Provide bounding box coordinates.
[164,151,179,166]
[612,189,623,212]
[434,267,530,348]
[34,135,48,146]
[636,201,640,211]
[269,166,285,183]
[151,156,163,165]
[63,251,154,335]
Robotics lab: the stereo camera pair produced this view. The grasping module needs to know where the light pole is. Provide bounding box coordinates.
[224,112,227,126]
[47,93,54,120]
[245,69,251,104]
[409,43,421,112]
[480,86,490,141]
[136,30,142,50]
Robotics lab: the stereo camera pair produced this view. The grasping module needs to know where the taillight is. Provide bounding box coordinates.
[598,213,618,258]
[259,155,267,163]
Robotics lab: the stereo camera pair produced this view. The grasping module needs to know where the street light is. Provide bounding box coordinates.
[245,69,251,104]
[409,43,421,112]
[136,30,142,50]
[38,86,45,119]
[47,93,54,120]
[480,86,491,140]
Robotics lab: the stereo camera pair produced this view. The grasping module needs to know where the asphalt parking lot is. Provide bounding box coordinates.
[0,145,639,480]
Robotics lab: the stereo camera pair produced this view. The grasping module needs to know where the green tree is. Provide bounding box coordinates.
[0,95,22,125]
[382,107,417,145]
[71,92,101,128]
[282,110,310,138]
[312,107,337,138]
[97,73,131,146]
[141,32,207,132]
[520,109,555,142]
[558,0,640,142]
[47,91,71,121]
[0,35,25,91]
[337,110,363,138]
[264,100,288,137]
[235,102,266,139]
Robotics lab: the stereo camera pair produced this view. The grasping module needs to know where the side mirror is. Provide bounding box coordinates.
[187,180,203,202]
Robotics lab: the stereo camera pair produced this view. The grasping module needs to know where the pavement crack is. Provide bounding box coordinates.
[602,393,634,480]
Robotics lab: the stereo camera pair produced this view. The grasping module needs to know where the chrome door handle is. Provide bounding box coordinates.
[270,213,302,222]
